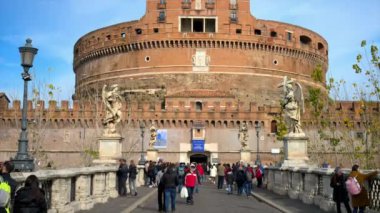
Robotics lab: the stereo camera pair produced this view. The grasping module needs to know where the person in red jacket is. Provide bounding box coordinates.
[196,164,205,183]
[185,164,198,205]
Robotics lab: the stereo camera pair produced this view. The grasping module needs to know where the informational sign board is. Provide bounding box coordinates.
[192,140,205,152]
[154,129,167,149]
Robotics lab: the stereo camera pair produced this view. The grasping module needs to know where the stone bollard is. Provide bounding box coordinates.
[92,173,108,203]
[75,175,94,211]
[49,178,74,213]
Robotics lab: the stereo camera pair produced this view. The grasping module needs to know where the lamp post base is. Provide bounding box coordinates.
[11,157,34,172]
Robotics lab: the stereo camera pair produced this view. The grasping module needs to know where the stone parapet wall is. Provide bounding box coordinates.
[265,167,380,212]
[11,166,146,212]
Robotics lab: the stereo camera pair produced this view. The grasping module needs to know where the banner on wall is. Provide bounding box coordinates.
[154,129,167,149]
[192,140,205,152]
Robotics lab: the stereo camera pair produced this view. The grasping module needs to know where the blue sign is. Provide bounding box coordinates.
[154,129,167,149]
[192,140,205,152]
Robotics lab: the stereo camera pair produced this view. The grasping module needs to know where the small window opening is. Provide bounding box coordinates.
[300,35,312,45]
[254,29,261,35]
[236,29,242,34]
[318,42,324,50]
[270,31,277,37]
[271,120,278,133]
[193,19,204,32]
[121,32,126,38]
[154,28,159,33]
[106,35,111,41]
[287,32,292,41]
[135,28,142,35]
[230,11,237,22]
[195,101,203,111]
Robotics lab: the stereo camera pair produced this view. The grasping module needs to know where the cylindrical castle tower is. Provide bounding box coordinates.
[73,0,328,105]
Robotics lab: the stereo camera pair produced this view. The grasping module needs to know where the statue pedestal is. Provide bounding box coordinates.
[240,150,251,163]
[146,149,159,161]
[93,136,123,165]
[281,134,310,168]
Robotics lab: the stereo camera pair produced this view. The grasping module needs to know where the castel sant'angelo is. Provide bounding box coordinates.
[1,0,377,168]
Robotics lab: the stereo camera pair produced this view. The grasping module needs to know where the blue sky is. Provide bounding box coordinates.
[0,0,379,101]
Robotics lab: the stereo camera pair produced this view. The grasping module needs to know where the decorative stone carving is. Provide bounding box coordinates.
[278,76,305,137]
[238,121,249,150]
[149,123,157,149]
[192,49,210,72]
[102,84,122,136]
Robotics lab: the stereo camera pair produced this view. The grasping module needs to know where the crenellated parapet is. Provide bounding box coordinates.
[1,96,378,130]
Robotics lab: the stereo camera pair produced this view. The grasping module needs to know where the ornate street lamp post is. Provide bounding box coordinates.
[255,122,261,165]
[138,121,146,165]
[12,39,38,172]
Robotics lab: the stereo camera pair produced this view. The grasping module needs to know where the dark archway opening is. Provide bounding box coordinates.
[190,154,208,164]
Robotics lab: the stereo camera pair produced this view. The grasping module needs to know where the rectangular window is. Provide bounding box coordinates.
[121,33,126,38]
[230,11,237,22]
[287,32,292,41]
[254,29,261,35]
[205,19,216,32]
[158,11,166,22]
[181,18,192,32]
[180,17,217,33]
[193,18,204,32]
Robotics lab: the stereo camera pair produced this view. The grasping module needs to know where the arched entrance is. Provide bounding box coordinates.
[190,153,208,164]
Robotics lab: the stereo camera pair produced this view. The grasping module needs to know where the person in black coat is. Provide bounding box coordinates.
[128,160,138,196]
[330,167,352,213]
[117,159,129,196]
[235,169,246,195]
[13,175,47,213]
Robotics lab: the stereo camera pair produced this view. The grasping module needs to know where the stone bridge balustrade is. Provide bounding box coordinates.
[11,166,118,213]
[266,167,380,212]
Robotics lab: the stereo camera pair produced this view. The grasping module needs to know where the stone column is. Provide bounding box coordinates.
[92,173,108,203]
[266,168,275,191]
[136,165,145,187]
[282,136,310,168]
[93,136,123,165]
[316,171,335,212]
[240,150,251,163]
[107,172,118,198]
[146,149,159,161]
[288,171,303,199]
[50,178,74,213]
[273,169,289,195]
[300,170,319,204]
[75,175,93,211]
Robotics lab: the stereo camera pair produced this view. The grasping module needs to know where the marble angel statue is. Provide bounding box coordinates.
[102,84,122,136]
[278,76,305,136]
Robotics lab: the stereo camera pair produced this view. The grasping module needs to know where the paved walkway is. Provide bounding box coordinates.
[133,183,281,213]
[252,187,326,213]
[79,186,155,213]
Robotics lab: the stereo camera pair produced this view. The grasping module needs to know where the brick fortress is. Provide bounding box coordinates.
[1,0,377,168]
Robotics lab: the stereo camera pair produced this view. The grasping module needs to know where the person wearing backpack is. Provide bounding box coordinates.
[177,163,185,193]
[1,161,17,212]
[225,164,234,195]
[255,166,263,188]
[348,164,378,213]
[235,169,246,196]
[330,167,351,213]
[244,164,255,196]
[0,175,11,213]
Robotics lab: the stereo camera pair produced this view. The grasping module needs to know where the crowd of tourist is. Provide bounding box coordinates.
[0,159,378,213]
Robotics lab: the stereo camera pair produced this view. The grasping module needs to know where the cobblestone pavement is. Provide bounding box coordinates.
[133,183,281,213]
